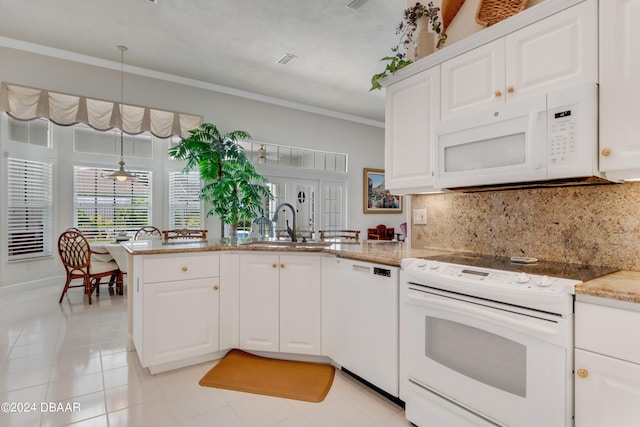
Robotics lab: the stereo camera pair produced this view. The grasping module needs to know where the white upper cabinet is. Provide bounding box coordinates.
[441,38,505,121]
[598,0,640,180]
[441,0,597,121]
[384,66,440,193]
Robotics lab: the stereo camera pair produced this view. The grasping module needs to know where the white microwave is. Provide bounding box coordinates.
[434,82,610,190]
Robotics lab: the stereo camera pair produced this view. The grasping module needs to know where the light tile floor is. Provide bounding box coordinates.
[0,284,413,427]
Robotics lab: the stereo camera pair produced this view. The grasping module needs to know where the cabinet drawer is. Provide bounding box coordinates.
[576,302,640,364]
[144,253,219,283]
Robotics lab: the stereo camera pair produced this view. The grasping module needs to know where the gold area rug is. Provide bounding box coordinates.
[199,349,335,402]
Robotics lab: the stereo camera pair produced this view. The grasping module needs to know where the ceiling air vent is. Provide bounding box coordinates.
[276,53,297,65]
[346,0,370,12]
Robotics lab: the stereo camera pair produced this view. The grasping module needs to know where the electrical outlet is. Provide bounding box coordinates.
[413,208,427,225]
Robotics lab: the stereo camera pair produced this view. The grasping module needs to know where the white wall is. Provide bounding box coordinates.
[0,44,406,289]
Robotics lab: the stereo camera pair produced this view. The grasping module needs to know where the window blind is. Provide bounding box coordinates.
[168,171,201,229]
[7,158,53,260]
[74,166,151,240]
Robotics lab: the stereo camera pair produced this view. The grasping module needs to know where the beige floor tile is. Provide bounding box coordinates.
[1,283,411,427]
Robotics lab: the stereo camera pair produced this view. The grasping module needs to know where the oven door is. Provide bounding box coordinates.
[403,284,573,427]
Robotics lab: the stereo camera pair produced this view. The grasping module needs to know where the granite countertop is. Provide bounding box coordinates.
[119,238,453,267]
[575,270,640,304]
[120,238,640,302]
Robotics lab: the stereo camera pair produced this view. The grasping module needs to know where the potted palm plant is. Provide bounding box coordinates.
[168,123,272,238]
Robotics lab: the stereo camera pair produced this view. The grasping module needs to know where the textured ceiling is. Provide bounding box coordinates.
[0,0,407,125]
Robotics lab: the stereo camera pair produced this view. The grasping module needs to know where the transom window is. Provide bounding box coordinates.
[74,124,153,158]
[8,116,50,147]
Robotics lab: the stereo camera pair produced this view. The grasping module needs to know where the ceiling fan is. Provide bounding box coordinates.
[244,142,280,165]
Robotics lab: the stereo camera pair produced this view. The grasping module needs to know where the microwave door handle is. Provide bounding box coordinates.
[407,290,558,337]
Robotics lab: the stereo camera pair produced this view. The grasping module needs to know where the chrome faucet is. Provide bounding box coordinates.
[271,202,297,242]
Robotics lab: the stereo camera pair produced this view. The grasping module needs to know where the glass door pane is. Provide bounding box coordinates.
[294,180,317,239]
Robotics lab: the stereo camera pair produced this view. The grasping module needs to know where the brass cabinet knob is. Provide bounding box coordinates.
[601,148,612,157]
[182,266,188,272]
[272,263,277,268]
[577,368,589,378]
[213,285,219,291]
[280,263,285,269]
[495,90,502,97]
[507,86,515,94]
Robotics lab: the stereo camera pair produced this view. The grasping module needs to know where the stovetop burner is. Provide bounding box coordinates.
[422,253,618,282]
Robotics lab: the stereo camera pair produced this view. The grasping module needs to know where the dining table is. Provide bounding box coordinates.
[91,241,129,273]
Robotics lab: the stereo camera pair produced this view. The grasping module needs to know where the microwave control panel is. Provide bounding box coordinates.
[548,106,578,165]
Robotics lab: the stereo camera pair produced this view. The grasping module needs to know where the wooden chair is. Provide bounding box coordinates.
[367,224,395,240]
[162,229,207,241]
[134,226,162,240]
[57,229,123,304]
[319,229,360,241]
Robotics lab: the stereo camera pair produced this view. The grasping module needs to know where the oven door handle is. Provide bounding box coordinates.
[407,290,558,337]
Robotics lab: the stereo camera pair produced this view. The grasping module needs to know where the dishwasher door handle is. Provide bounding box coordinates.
[352,264,371,274]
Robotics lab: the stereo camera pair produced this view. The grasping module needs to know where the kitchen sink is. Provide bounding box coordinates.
[240,240,333,249]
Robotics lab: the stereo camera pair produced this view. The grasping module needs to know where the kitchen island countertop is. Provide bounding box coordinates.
[119,238,453,267]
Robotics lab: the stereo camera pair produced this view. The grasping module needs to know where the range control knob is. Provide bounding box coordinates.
[536,276,553,287]
[515,272,531,283]
[416,259,427,268]
[428,261,440,270]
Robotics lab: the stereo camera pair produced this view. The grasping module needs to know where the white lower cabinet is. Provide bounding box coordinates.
[279,255,322,355]
[575,301,640,426]
[575,348,640,426]
[239,253,322,355]
[133,253,220,370]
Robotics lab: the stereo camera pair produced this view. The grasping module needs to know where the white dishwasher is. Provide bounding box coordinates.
[331,257,399,397]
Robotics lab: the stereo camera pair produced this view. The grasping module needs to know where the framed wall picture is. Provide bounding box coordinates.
[363,168,403,214]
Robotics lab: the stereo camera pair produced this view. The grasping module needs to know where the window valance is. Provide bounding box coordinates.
[0,82,203,138]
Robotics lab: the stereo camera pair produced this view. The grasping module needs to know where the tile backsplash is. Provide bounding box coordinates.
[411,182,640,270]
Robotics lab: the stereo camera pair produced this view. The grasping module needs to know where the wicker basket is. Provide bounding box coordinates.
[442,0,466,31]
[476,0,529,27]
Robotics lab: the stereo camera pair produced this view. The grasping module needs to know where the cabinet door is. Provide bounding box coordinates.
[141,278,219,367]
[239,254,280,352]
[599,0,640,178]
[441,38,505,121]
[385,66,440,193]
[575,349,640,426]
[279,255,322,355]
[505,0,597,102]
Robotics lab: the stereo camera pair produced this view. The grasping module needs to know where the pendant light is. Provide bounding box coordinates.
[106,45,136,182]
